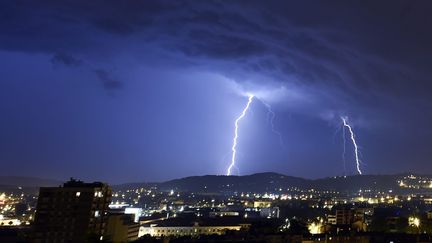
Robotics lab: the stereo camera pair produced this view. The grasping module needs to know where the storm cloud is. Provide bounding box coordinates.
[0,1,431,182]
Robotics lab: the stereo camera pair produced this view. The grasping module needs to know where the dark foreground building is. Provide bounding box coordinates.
[33,179,112,242]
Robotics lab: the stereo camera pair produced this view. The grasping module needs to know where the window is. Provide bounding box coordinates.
[94,211,100,217]
[76,192,81,197]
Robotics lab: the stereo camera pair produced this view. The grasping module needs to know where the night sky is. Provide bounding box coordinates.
[1,1,432,183]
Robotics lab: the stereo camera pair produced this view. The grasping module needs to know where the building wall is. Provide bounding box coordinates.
[32,180,112,242]
[105,214,139,242]
[209,211,239,217]
[260,207,280,218]
[0,218,20,226]
[138,225,241,238]
[336,209,354,225]
[254,201,272,208]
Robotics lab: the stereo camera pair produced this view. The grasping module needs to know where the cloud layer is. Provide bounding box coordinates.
[1,1,432,181]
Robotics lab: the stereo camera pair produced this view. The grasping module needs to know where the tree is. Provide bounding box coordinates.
[287,218,309,235]
[395,217,408,233]
[369,216,387,232]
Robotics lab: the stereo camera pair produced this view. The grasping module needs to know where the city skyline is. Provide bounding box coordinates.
[1,1,432,183]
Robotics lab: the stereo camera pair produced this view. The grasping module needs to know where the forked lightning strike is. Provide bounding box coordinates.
[264,103,284,148]
[226,95,254,176]
[341,117,362,175]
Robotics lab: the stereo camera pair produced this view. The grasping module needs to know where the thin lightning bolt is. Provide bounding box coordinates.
[226,95,254,176]
[264,103,284,148]
[341,117,362,175]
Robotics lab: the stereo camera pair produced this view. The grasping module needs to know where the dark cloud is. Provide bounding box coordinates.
[49,53,122,92]
[179,30,267,59]
[1,0,430,117]
[1,0,432,180]
[51,53,82,67]
[1,1,431,108]
[93,69,123,91]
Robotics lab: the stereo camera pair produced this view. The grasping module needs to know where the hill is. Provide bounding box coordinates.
[158,172,307,193]
[2,173,431,195]
[115,172,430,194]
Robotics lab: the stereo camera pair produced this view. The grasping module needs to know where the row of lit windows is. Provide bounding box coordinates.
[155,228,232,233]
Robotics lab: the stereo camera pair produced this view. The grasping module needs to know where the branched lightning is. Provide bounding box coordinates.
[226,95,254,176]
[341,117,362,175]
[264,103,284,148]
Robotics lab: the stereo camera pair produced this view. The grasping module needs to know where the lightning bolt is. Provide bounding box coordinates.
[263,103,284,148]
[226,95,254,176]
[341,117,362,175]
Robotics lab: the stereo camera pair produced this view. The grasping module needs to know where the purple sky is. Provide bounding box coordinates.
[0,1,432,183]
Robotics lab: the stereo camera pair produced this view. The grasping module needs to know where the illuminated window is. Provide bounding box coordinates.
[94,211,100,217]
[76,192,81,197]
